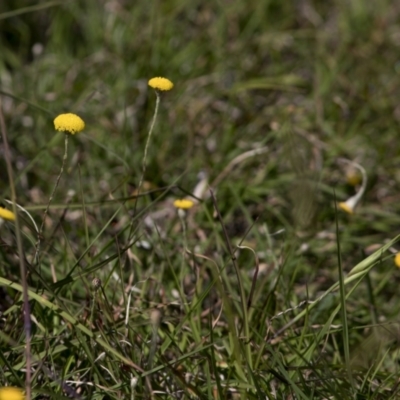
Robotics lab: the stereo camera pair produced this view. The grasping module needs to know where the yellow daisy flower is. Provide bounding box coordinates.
[173,199,194,210]
[338,201,354,214]
[336,159,367,215]
[394,253,400,268]
[346,170,362,186]
[0,207,16,221]
[54,113,85,134]
[148,77,174,91]
[0,387,25,400]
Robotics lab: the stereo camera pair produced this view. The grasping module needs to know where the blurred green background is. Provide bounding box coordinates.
[1,0,399,207]
[1,0,400,256]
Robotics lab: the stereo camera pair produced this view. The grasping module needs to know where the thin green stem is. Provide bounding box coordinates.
[335,198,353,388]
[175,210,202,343]
[129,91,161,241]
[137,92,160,200]
[35,132,69,264]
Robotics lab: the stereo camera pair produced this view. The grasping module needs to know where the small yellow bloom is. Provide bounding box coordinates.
[395,253,400,268]
[0,387,25,400]
[148,77,174,91]
[0,207,16,221]
[54,113,85,134]
[346,171,362,186]
[338,201,354,214]
[173,199,194,210]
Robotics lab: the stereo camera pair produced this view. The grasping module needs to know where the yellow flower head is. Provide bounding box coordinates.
[148,77,174,91]
[0,207,16,221]
[173,199,194,210]
[0,387,25,400]
[346,170,362,187]
[338,201,354,214]
[395,253,400,268]
[54,113,85,134]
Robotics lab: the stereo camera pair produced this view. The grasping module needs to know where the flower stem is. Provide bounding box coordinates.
[136,92,160,201]
[35,133,69,264]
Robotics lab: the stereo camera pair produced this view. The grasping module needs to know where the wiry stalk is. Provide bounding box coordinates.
[136,92,160,198]
[35,133,69,264]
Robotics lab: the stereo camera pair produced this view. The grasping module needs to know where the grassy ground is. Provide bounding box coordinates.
[1,0,400,398]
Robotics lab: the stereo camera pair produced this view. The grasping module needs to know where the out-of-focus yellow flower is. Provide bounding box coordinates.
[173,199,194,210]
[346,170,362,186]
[148,77,174,91]
[0,207,16,221]
[394,253,400,268]
[338,201,354,214]
[0,387,25,400]
[337,158,367,214]
[54,113,85,134]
